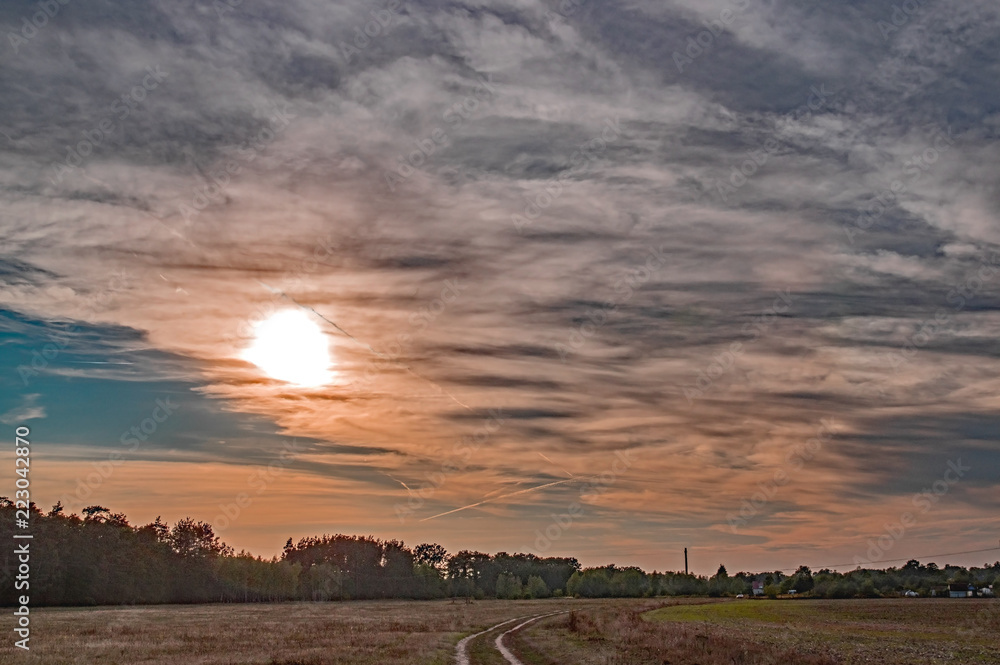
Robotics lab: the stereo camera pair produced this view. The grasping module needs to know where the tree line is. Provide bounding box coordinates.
[0,501,996,606]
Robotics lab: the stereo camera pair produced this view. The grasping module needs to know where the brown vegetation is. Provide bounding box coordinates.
[509,603,837,665]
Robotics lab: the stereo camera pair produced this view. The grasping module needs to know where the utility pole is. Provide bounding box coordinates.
[684,547,688,575]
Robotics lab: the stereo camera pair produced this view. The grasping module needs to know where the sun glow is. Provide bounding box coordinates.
[243,309,333,387]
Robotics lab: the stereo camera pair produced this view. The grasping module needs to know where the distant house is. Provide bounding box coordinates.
[752,581,765,596]
[982,587,995,597]
[949,583,975,598]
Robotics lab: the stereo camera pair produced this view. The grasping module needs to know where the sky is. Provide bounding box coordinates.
[1,0,999,575]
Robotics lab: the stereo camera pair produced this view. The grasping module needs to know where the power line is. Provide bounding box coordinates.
[783,546,1000,573]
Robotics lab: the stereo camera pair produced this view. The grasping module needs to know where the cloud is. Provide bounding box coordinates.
[0,0,999,571]
[0,393,46,425]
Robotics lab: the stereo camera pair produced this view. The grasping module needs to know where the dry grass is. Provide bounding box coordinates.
[3,597,996,665]
[507,598,1000,664]
[0,599,594,665]
[508,603,838,665]
[0,598,624,665]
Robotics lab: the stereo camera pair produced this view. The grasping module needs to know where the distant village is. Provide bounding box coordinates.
[733,558,997,600]
[750,579,995,599]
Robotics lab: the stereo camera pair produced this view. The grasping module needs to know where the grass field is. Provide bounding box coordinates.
[644,598,1000,664]
[0,599,614,665]
[1,598,997,664]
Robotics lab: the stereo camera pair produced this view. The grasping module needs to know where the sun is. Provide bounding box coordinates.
[243,309,334,387]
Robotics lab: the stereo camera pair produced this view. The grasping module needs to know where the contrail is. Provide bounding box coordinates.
[419,477,587,522]
[380,472,413,493]
[66,361,134,365]
[537,452,574,478]
[140,209,200,248]
[257,280,473,410]
[258,280,367,349]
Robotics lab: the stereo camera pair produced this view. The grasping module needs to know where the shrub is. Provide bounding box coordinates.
[496,573,523,599]
[526,575,550,599]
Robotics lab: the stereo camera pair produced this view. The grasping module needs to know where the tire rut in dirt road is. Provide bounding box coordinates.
[493,611,568,665]
[454,615,527,665]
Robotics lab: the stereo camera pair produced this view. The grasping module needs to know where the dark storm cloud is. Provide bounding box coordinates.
[0,257,58,285]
